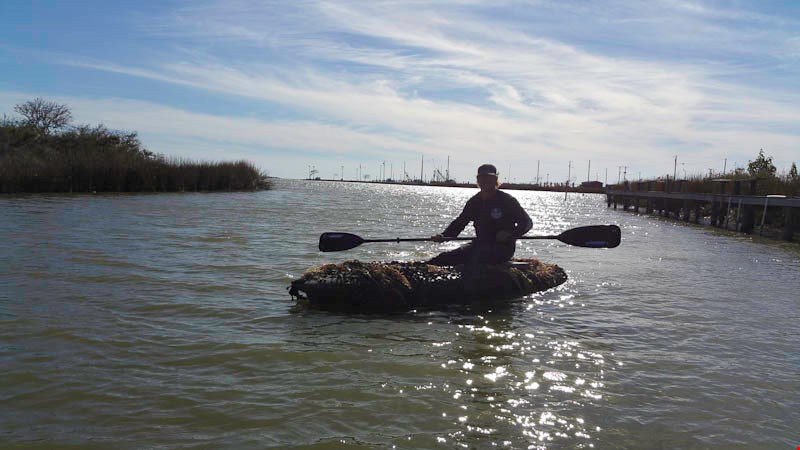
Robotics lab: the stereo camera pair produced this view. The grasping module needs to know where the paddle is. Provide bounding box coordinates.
[319,224,621,252]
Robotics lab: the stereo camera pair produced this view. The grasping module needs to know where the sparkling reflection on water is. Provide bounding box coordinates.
[1,179,799,449]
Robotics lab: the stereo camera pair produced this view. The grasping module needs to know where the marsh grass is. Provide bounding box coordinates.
[613,171,799,197]
[0,120,270,194]
[609,171,799,233]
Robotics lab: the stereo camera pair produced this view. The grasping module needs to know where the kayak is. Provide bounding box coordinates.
[288,258,567,313]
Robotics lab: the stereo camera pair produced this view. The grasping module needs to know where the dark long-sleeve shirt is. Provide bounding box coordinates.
[442,190,533,243]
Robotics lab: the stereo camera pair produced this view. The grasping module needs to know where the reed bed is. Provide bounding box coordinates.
[610,172,799,197]
[0,121,271,194]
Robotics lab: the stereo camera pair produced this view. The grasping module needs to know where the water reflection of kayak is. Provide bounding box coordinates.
[288,258,567,313]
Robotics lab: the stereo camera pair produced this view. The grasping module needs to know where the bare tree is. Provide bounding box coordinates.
[14,97,72,135]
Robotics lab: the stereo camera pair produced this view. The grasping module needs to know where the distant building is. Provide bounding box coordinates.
[580,181,603,189]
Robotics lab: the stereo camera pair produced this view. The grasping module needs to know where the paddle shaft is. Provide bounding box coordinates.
[319,225,620,251]
[361,235,559,243]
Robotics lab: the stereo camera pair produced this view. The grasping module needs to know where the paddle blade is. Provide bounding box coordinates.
[557,225,621,248]
[319,232,365,252]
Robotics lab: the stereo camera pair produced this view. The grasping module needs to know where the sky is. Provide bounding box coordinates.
[1,0,799,184]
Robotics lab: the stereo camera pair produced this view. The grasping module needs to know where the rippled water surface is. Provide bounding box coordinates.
[1,179,798,449]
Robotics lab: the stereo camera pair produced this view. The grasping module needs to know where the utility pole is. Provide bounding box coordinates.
[623,166,628,182]
[673,155,677,181]
[565,161,572,201]
[536,160,540,185]
[587,160,591,182]
[446,156,450,181]
[723,158,727,175]
[618,166,622,184]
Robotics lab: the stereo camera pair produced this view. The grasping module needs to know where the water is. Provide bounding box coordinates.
[1,179,798,449]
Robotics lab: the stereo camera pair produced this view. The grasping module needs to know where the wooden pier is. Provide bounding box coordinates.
[606,180,799,242]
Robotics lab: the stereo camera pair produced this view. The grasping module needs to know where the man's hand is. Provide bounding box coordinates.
[431,234,445,243]
[495,230,513,243]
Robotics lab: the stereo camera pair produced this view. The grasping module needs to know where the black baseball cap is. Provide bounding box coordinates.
[477,164,498,177]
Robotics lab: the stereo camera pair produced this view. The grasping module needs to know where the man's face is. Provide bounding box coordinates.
[477,174,497,191]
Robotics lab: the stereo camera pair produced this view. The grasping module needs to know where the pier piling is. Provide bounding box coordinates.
[606,188,798,242]
[783,207,795,241]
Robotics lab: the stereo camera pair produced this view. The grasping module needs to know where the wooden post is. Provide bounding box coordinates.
[735,198,742,231]
[783,207,795,241]
[724,196,732,230]
[710,199,718,226]
[741,206,755,234]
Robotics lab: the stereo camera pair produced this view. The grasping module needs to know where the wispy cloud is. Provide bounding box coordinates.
[3,0,799,179]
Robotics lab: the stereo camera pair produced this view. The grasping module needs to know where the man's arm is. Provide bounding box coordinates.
[440,197,476,238]
[509,196,532,237]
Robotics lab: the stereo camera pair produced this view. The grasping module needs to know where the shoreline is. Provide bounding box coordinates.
[297,177,606,194]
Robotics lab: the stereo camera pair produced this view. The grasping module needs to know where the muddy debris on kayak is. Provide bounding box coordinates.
[288,258,567,313]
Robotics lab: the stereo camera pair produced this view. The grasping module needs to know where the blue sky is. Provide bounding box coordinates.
[2,0,798,183]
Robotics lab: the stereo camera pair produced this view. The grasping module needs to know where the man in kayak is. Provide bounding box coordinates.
[428,163,533,265]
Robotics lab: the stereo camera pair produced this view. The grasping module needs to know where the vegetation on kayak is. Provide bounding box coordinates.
[288,258,567,313]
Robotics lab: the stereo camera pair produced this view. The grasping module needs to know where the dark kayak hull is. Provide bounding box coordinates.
[288,258,567,313]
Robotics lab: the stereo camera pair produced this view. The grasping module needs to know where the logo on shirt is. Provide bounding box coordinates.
[491,207,503,219]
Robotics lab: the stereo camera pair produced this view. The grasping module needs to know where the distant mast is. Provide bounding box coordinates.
[565,161,572,201]
[420,154,424,183]
[446,156,450,181]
